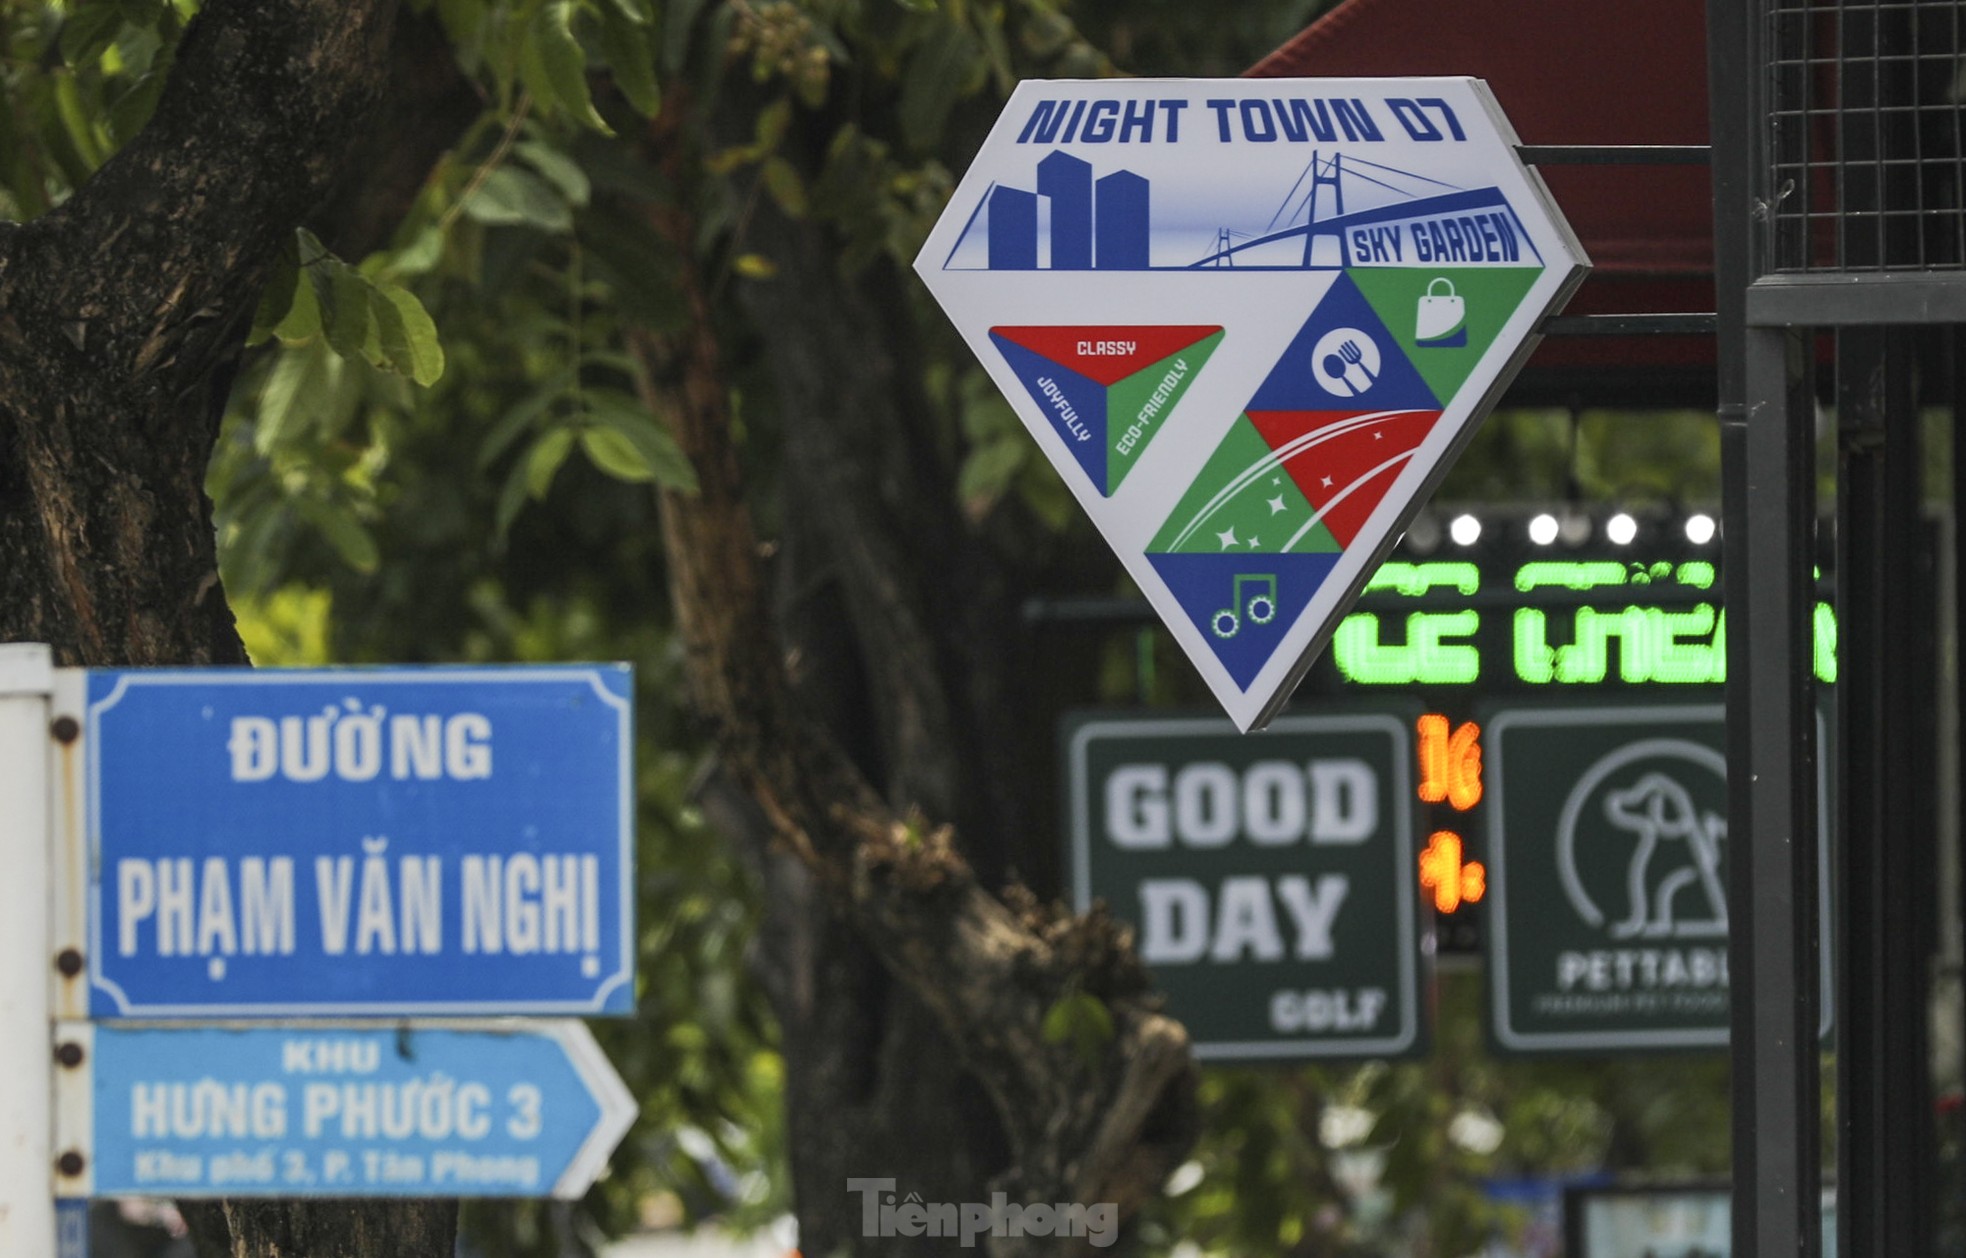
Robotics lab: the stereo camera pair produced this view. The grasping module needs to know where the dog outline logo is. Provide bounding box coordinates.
[1556,738,1728,939]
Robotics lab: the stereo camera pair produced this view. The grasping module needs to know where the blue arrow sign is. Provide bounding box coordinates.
[80,666,634,1017]
[60,1022,636,1199]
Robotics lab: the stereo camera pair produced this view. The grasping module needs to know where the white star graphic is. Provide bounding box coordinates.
[1373,430,1383,440]
[1321,475,1334,488]
[1216,526,1239,549]
[1267,495,1287,515]
[1247,535,1261,548]
[1271,476,1282,486]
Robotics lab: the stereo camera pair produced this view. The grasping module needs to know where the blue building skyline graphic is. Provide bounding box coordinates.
[983,152,1150,271]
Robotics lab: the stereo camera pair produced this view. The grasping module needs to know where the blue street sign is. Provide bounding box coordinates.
[62,1022,637,1199]
[81,666,634,1017]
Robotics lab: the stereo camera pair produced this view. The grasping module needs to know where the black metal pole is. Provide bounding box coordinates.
[1733,325,1824,1258]
[1832,2,1938,1250]
[1715,0,1826,1248]
[1834,323,1935,1258]
[1710,0,1762,1241]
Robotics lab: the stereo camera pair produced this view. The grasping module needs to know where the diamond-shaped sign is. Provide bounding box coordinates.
[915,79,1589,730]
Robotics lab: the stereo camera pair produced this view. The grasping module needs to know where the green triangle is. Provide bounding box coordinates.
[1103,330,1224,494]
[1148,415,1340,555]
[1348,267,1543,404]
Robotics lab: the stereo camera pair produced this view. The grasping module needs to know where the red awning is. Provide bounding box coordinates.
[1249,0,1716,396]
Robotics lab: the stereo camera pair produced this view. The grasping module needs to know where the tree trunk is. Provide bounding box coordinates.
[634,154,1198,1255]
[0,2,457,1254]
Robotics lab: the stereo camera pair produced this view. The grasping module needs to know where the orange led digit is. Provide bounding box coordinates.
[1416,714,1483,810]
[1418,830,1487,914]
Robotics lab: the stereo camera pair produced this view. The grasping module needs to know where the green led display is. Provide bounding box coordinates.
[1328,557,1839,688]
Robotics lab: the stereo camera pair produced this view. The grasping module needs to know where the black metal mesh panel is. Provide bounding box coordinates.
[1765,0,1966,272]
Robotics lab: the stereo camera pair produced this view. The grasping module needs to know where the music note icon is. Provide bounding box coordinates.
[1210,573,1279,639]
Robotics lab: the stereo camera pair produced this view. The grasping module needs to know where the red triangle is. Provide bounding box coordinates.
[1245,409,1443,546]
[988,325,1222,387]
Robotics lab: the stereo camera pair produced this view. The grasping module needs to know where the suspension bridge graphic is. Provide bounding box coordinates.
[942,150,1545,272]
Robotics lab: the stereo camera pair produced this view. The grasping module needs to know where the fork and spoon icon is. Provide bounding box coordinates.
[1311,326,1381,397]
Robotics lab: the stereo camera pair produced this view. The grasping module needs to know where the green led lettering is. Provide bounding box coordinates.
[1514,561,1627,592]
[1517,605,1726,684]
[1514,609,1555,683]
[1675,561,1717,590]
[1814,601,1836,682]
[1333,611,1481,684]
[1654,605,1723,683]
[1365,561,1480,597]
[1333,614,1398,684]
[1415,610,1481,683]
[1559,607,1618,682]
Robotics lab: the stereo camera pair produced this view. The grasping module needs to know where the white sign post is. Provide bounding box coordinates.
[1,651,642,1241]
[916,78,1588,730]
[0,644,56,1255]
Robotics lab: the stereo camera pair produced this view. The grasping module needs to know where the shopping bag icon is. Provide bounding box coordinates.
[1415,277,1467,347]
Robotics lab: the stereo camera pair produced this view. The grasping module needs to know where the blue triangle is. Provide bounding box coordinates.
[1147,552,1342,689]
[1246,273,1442,413]
[989,333,1109,494]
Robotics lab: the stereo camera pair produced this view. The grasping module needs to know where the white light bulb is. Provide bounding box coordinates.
[1685,513,1717,544]
[1607,513,1638,545]
[1449,514,1481,546]
[1528,513,1559,545]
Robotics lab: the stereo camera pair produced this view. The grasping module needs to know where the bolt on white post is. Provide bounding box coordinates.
[0,644,56,1256]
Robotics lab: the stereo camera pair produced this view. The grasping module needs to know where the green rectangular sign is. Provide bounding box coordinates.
[1483,702,1831,1052]
[1065,708,1425,1061]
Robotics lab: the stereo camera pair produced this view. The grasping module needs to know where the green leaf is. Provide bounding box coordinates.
[1016,461,1074,533]
[601,0,651,23]
[272,262,322,346]
[525,0,613,134]
[294,497,380,574]
[248,245,300,348]
[754,98,793,149]
[661,0,711,72]
[372,283,446,386]
[515,140,591,208]
[760,156,806,217]
[317,262,372,360]
[526,427,577,499]
[479,371,574,470]
[899,20,983,153]
[390,226,445,277]
[596,4,661,117]
[53,73,108,172]
[256,344,336,455]
[461,166,574,233]
[579,425,655,482]
[494,456,533,539]
[585,389,698,492]
[60,5,125,67]
[114,0,164,26]
[731,253,776,279]
[107,68,169,147]
[957,436,1025,505]
[1041,991,1114,1067]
